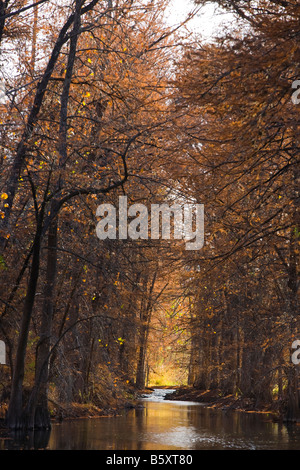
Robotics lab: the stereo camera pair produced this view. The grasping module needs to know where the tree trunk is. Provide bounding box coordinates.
[135,272,157,389]
[135,297,148,389]
[6,226,43,429]
[25,212,58,429]
[136,340,147,390]
[285,156,299,421]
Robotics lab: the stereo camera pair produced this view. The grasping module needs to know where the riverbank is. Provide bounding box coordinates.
[163,386,284,420]
[0,399,140,442]
[0,384,284,435]
[0,384,140,434]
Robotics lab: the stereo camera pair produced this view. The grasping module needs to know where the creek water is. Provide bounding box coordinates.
[2,388,300,450]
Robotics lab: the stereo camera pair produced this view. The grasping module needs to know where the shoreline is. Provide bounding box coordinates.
[0,394,140,437]
[156,386,286,421]
[0,384,292,437]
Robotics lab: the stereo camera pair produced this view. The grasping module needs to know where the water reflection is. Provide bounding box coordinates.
[1,390,300,450]
[0,428,51,450]
[47,391,300,450]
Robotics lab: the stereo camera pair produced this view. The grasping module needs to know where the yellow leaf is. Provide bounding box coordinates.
[1,193,8,199]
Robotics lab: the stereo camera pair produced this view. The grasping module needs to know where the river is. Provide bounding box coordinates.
[1,388,300,450]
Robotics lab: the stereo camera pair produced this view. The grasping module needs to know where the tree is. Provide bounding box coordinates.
[172,0,299,418]
[1,0,190,429]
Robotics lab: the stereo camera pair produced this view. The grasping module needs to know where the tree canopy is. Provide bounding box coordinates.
[0,0,299,431]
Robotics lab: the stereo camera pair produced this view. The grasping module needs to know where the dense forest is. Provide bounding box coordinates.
[0,0,299,431]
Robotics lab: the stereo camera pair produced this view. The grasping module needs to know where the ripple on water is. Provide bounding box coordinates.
[147,425,258,450]
[142,389,177,401]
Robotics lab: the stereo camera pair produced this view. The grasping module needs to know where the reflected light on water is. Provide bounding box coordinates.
[1,389,300,450]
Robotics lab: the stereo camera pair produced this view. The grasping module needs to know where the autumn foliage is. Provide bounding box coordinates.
[0,0,299,432]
